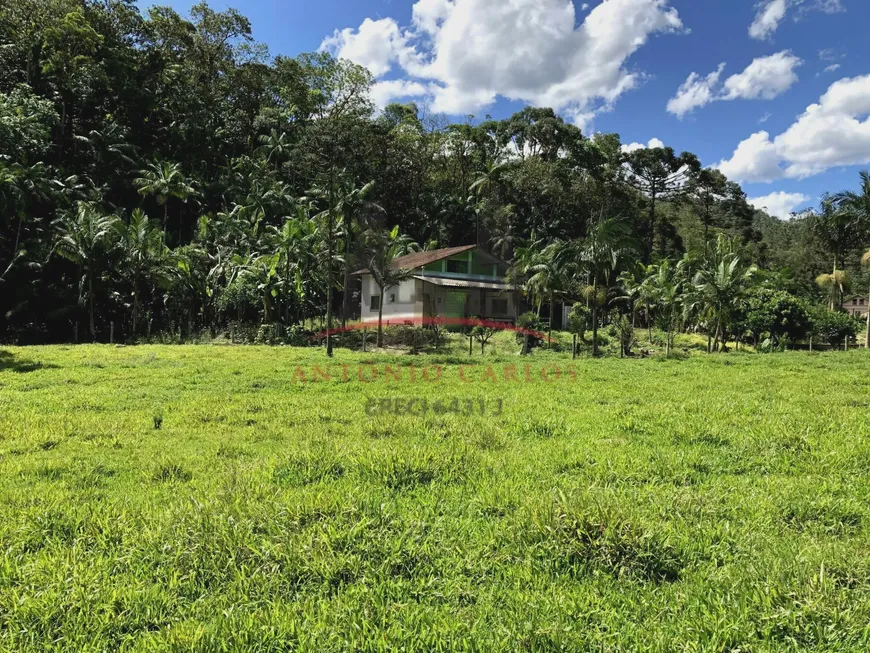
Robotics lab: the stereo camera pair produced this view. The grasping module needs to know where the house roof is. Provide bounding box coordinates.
[352,245,477,275]
[413,276,512,291]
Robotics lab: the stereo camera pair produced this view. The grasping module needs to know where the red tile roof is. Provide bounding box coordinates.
[352,245,477,275]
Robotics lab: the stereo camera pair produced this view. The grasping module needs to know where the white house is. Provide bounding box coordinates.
[353,245,519,327]
[844,295,870,318]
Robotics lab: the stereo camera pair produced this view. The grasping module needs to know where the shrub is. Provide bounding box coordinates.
[810,309,859,347]
[516,312,544,353]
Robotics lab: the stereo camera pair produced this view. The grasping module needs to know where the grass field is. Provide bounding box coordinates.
[2,345,870,651]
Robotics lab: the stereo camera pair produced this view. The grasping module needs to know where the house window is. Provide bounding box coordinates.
[861,298,865,306]
[446,259,467,274]
[491,298,508,315]
[370,295,381,310]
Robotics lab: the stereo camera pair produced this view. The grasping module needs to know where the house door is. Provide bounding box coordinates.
[445,290,468,322]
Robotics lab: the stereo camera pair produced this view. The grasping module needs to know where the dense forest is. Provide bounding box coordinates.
[2,0,870,350]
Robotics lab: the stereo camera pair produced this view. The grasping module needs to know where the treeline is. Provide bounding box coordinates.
[0,0,867,347]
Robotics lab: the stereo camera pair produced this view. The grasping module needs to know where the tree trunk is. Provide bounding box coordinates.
[132,283,139,337]
[592,302,599,357]
[376,295,384,348]
[326,207,334,357]
[572,333,577,359]
[866,282,870,349]
[646,302,652,342]
[666,330,671,357]
[88,275,96,341]
[548,292,554,349]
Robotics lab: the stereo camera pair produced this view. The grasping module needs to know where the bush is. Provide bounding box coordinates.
[811,309,860,347]
[516,312,544,352]
[608,312,637,357]
[745,288,811,347]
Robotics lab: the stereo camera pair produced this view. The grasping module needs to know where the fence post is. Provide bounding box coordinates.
[110,321,114,344]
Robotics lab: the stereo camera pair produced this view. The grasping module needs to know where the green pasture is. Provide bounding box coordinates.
[1,345,870,651]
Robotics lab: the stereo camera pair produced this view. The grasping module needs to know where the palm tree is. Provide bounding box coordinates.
[119,209,171,336]
[256,130,292,166]
[266,211,318,325]
[816,270,850,313]
[331,180,384,327]
[566,213,638,356]
[691,235,756,352]
[54,203,119,341]
[469,159,508,245]
[645,260,684,357]
[134,161,197,241]
[362,225,415,347]
[831,170,870,222]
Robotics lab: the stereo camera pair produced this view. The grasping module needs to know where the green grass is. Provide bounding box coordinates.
[1,345,870,651]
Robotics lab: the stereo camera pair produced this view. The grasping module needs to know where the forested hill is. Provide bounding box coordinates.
[0,1,862,344]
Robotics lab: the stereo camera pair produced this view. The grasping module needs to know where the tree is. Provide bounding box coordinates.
[134,161,197,242]
[562,213,638,356]
[811,308,859,348]
[608,311,636,358]
[565,303,587,359]
[646,259,683,357]
[361,225,415,348]
[691,236,756,352]
[624,146,701,262]
[469,159,508,245]
[119,208,171,337]
[53,202,118,341]
[470,318,496,355]
[816,270,850,313]
[685,168,727,242]
[744,287,811,349]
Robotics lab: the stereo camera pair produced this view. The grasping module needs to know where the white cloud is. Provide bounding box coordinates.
[621,137,665,153]
[717,75,870,182]
[321,0,685,123]
[747,191,811,219]
[750,0,845,41]
[370,80,430,108]
[759,112,772,123]
[320,18,416,78]
[716,131,784,182]
[667,52,800,118]
[722,51,801,100]
[824,64,841,74]
[666,64,725,118]
[749,0,786,40]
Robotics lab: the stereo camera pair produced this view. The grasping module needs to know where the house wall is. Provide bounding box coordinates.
[359,275,422,325]
[844,296,870,318]
[358,249,517,326]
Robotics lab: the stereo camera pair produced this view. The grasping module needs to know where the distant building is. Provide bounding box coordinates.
[844,295,869,318]
[353,245,519,327]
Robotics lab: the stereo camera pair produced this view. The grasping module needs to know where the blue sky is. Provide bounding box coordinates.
[153,0,870,220]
